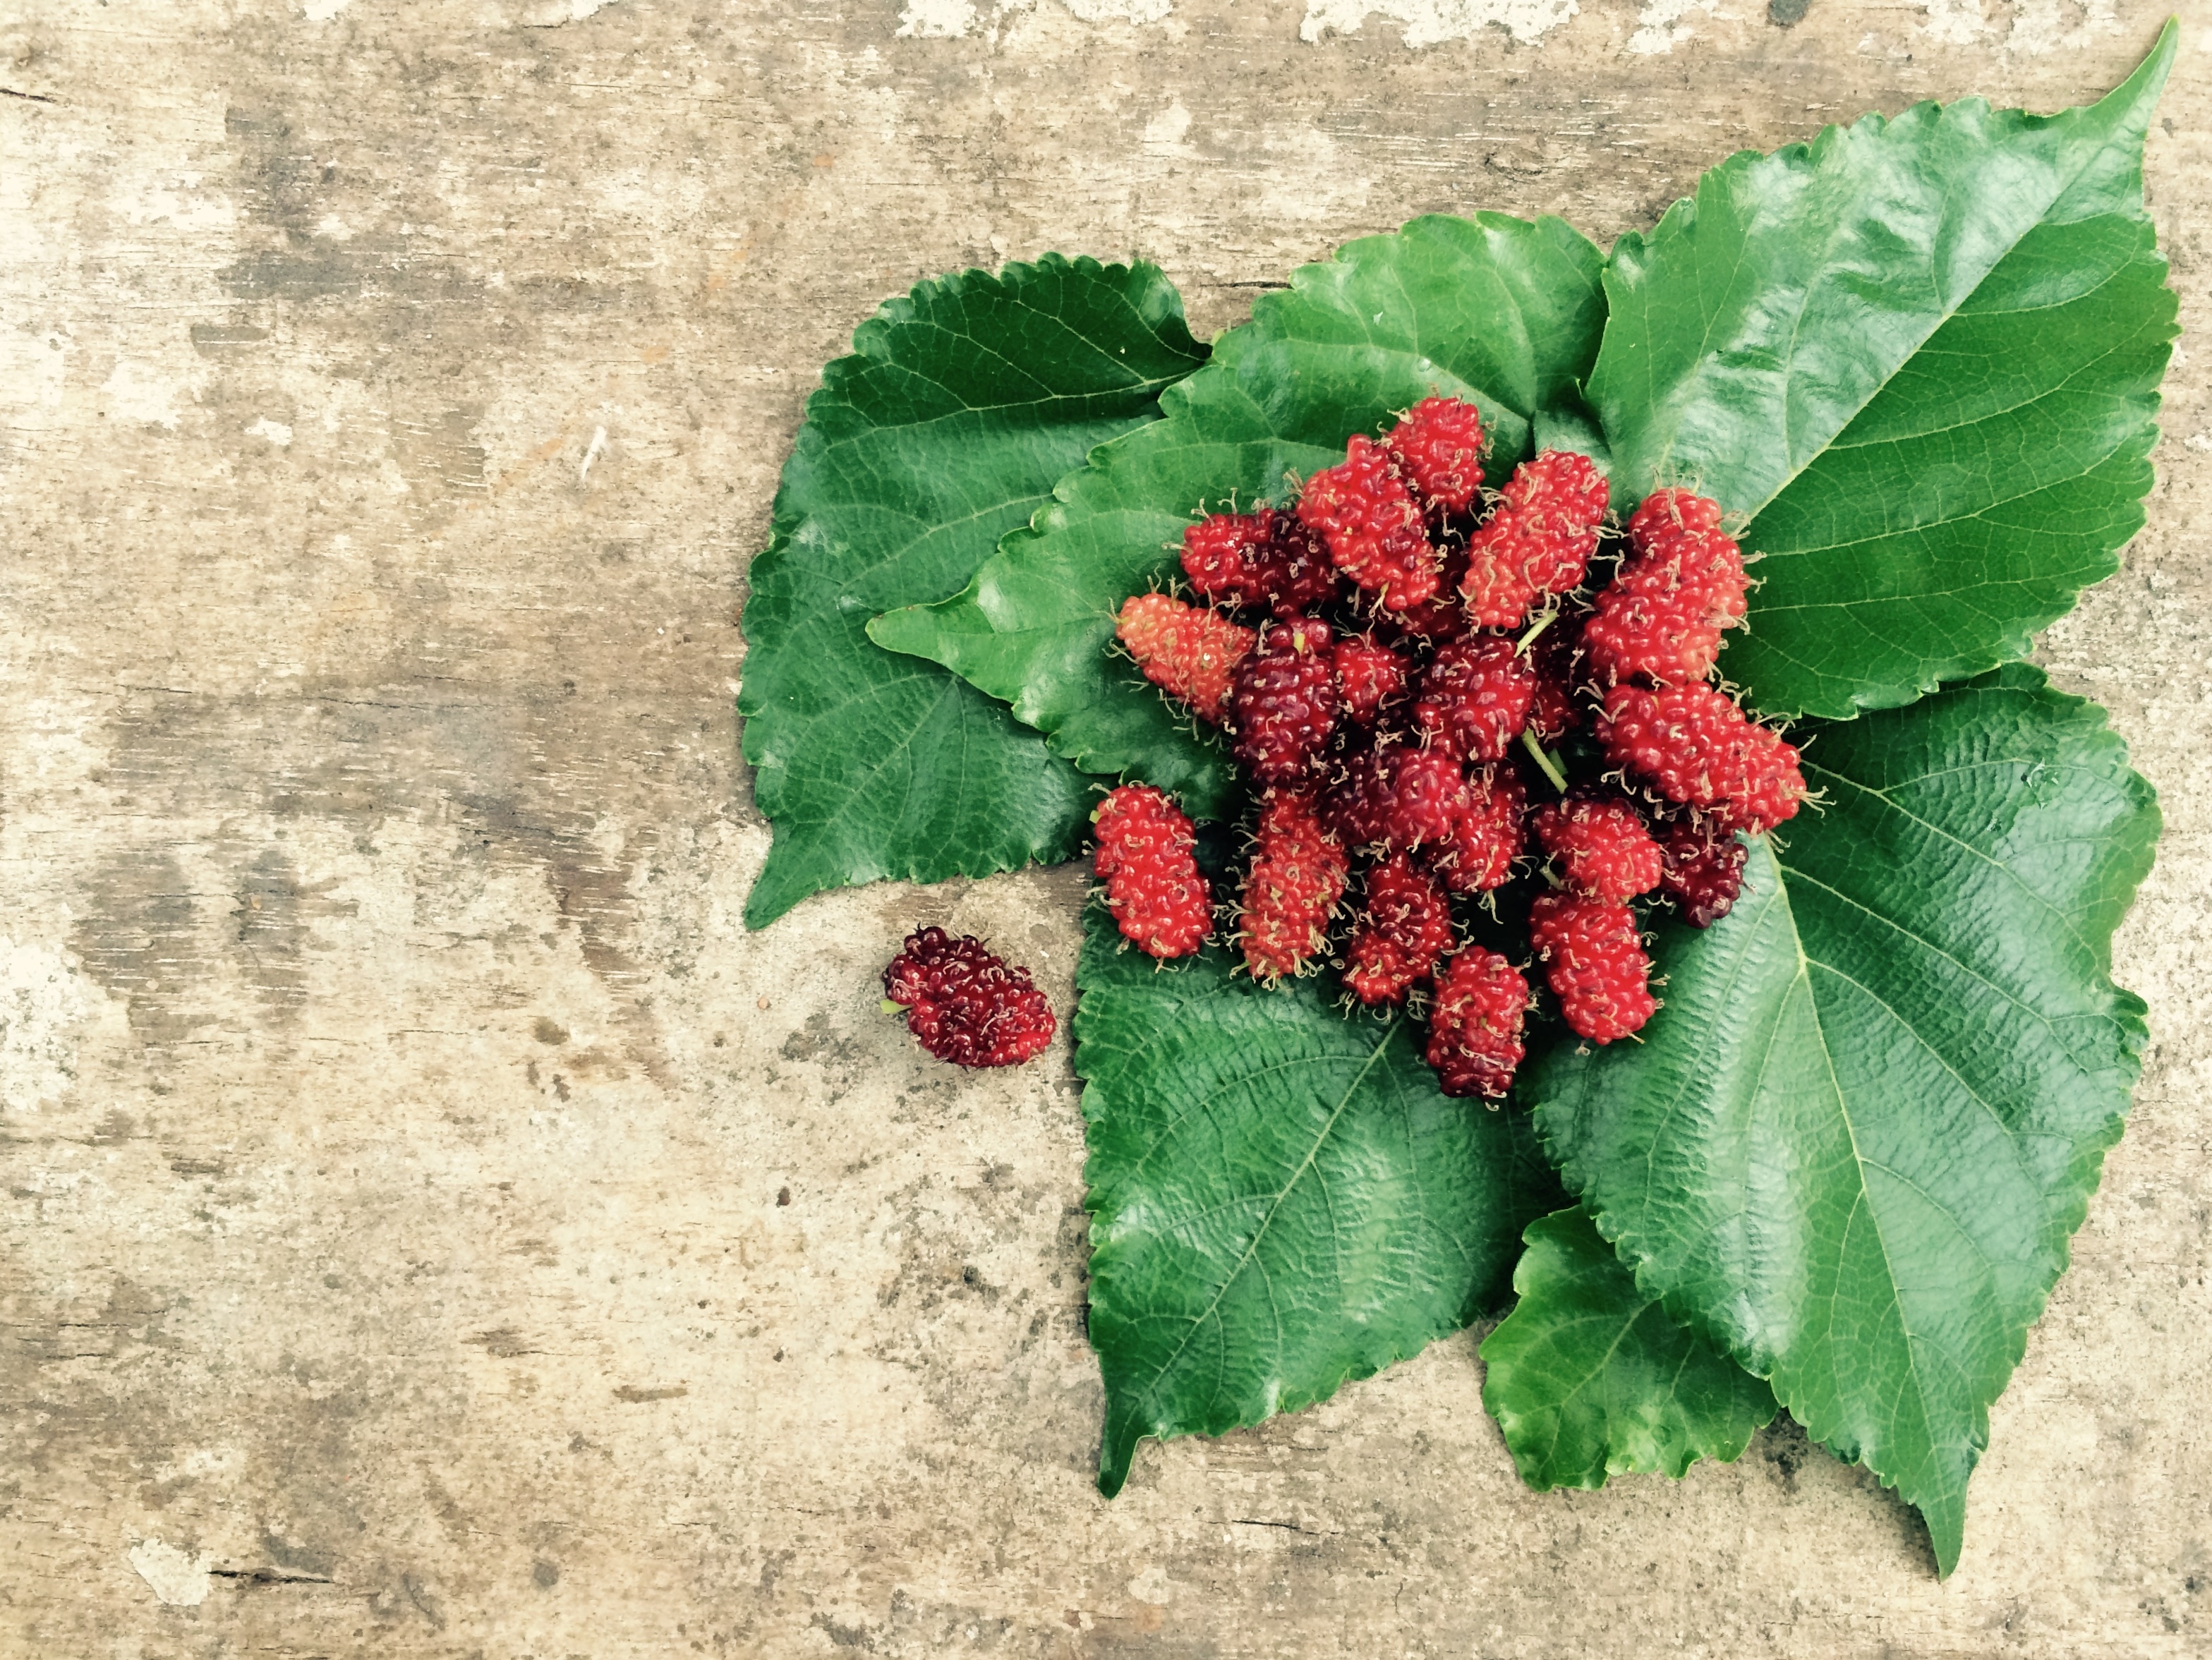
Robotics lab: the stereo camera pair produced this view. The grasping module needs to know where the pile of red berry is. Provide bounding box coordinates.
[1093,396,1807,1100]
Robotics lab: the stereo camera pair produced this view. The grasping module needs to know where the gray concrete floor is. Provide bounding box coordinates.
[2,1,2208,1654]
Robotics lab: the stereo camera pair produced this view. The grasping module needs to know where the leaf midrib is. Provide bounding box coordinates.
[1698,109,2147,523]
[1129,1018,1404,1415]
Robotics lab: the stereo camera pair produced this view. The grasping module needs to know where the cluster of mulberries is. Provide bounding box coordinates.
[1099,396,1807,1100]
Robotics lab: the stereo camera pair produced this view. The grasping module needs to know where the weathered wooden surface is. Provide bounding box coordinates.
[1,1,2206,1653]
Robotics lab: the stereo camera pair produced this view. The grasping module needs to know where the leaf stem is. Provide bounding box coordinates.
[1514,610,1557,657]
[1521,727,1569,795]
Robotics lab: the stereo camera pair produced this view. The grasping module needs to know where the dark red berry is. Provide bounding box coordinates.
[1229,617,1338,785]
[1660,820,1749,928]
[882,928,1056,1068]
[1414,636,1537,763]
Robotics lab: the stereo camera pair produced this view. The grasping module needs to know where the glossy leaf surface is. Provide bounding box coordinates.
[1481,1207,1777,1489]
[741,256,1207,925]
[870,214,1605,818]
[1077,903,1565,1495]
[1590,25,2176,718]
[1528,666,2158,1573]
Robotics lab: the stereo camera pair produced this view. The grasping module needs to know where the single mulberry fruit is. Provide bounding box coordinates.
[1377,743,1472,852]
[1384,538,1474,644]
[1414,636,1536,763]
[1660,820,1749,928]
[1180,507,1338,618]
[1528,892,1657,1044]
[1228,617,1338,784]
[1179,511,1274,611]
[1430,765,1525,894]
[1626,487,1725,554]
[1296,435,1439,611]
[1533,794,1664,904]
[1425,949,1530,1098]
[1093,785,1211,959]
[1116,593,1255,724]
[1597,683,1806,835]
[1238,788,1349,983]
[1383,396,1487,514]
[882,928,1056,1068]
[1333,635,1410,724]
[1458,450,1612,629]
[1320,742,1394,849]
[1583,491,1748,686]
[1343,852,1453,1006]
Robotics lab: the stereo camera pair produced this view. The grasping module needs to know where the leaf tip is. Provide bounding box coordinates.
[1096,1411,1141,1499]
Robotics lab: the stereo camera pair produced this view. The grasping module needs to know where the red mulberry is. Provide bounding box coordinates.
[1180,507,1338,618]
[1533,795,1664,904]
[1660,820,1750,928]
[1414,636,1536,763]
[1093,785,1211,959]
[1116,593,1255,724]
[1378,743,1472,852]
[1238,789,1349,983]
[882,928,1056,1068]
[1459,450,1611,629]
[1383,396,1487,514]
[1583,490,1748,686]
[1343,853,1453,1006]
[1426,949,1530,1099]
[1597,683,1806,835]
[1229,617,1338,784]
[1296,435,1439,611]
[1528,892,1657,1044]
[1332,635,1410,724]
[1626,487,1725,553]
[1430,765,1525,895]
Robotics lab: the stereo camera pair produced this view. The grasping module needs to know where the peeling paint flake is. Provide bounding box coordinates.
[896,0,980,37]
[128,1539,212,1606]
[1920,0,2120,54]
[0,939,98,1111]
[1628,0,1718,55]
[1300,0,1578,47]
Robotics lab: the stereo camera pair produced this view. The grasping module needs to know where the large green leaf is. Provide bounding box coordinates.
[1527,665,2158,1574]
[870,214,1606,818]
[1480,1207,1777,1490]
[1589,23,2177,720]
[740,255,1208,926]
[1076,902,1565,1496]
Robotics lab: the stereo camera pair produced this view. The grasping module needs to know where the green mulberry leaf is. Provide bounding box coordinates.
[1526,665,2158,1574]
[1588,24,2177,720]
[1480,1207,1777,1491]
[741,255,1208,926]
[869,214,1605,818]
[1076,902,1565,1496]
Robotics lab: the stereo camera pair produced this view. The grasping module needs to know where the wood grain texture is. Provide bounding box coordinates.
[1,1,2206,1653]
